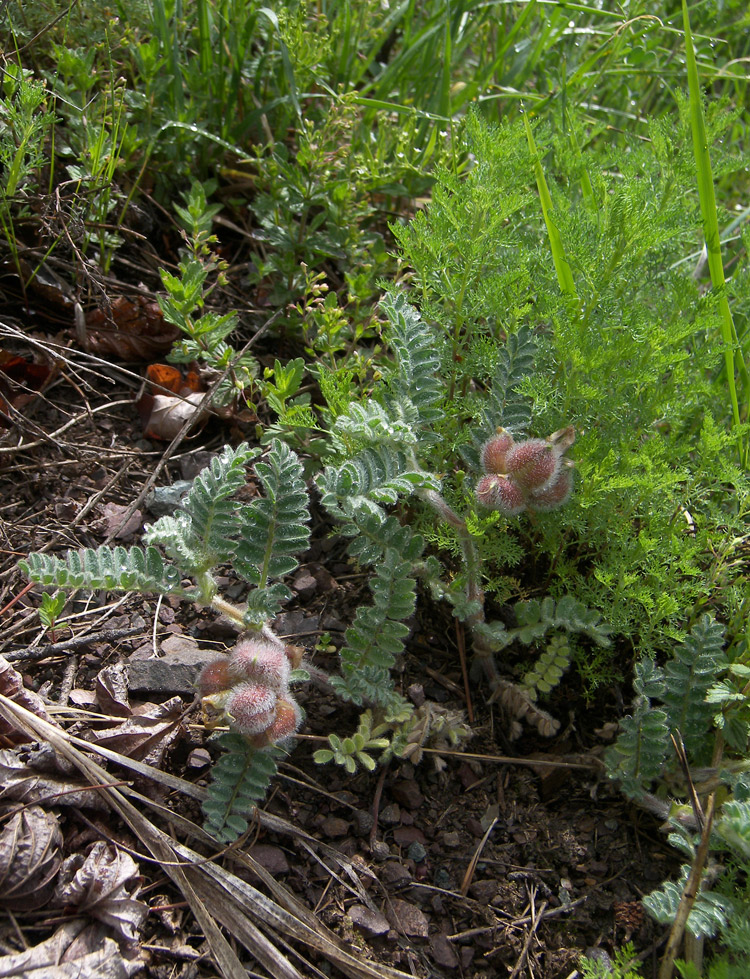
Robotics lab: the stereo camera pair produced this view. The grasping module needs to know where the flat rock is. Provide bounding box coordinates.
[381,862,411,885]
[387,899,429,938]
[248,844,290,875]
[392,826,426,846]
[127,643,217,694]
[391,779,423,809]
[430,934,459,968]
[320,816,350,838]
[348,904,390,936]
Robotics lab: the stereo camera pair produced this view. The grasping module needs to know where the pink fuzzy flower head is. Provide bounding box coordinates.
[476,474,527,516]
[250,696,302,747]
[505,438,559,492]
[527,467,574,511]
[197,657,232,697]
[481,429,515,475]
[228,639,290,693]
[224,683,278,736]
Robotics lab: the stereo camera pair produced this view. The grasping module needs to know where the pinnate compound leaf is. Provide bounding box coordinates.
[180,442,259,565]
[380,291,444,430]
[0,806,62,911]
[234,440,310,606]
[20,546,189,597]
[202,734,284,843]
[643,867,732,939]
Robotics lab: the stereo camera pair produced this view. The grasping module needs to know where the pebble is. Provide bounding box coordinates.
[391,779,424,809]
[320,816,350,838]
[392,826,426,846]
[407,842,427,863]
[353,810,374,836]
[381,862,411,885]
[247,844,290,876]
[430,934,459,968]
[441,831,461,848]
[371,841,390,862]
[469,880,498,902]
[379,803,401,826]
[433,867,453,890]
[348,904,390,936]
[386,899,429,938]
[292,572,317,599]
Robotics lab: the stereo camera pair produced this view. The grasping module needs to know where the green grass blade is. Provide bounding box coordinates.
[523,112,577,301]
[682,0,748,453]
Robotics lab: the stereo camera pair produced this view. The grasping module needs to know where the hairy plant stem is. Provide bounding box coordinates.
[210,594,246,627]
[417,485,498,683]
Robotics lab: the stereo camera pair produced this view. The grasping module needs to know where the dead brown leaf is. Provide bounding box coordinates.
[54,842,148,943]
[0,656,53,745]
[85,297,179,361]
[85,697,185,766]
[142,391,205,440]
[0,920,144,978]
[0,748,109,810]
[95,664,131,717]
[0,805,62,911]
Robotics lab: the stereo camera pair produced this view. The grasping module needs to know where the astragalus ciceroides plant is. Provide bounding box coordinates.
[20,292,609,838]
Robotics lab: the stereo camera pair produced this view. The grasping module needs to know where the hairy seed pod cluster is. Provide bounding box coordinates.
[476,426,575,516]
[198,637,303,745]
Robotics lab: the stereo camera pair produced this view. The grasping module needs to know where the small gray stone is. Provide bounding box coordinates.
[381,862,411,885]
[127,642,218,694]
[348,904,390,936]
[248,844,290,876]
[371,840,390,862]
[292,572,317,599]
[407,842,427,863]
[353,810,375,835]
[379,803,401,826]
[145,481,193,518]
[469,879,498,903]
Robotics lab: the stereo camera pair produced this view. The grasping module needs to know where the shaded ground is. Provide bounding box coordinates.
[0,321,676,978]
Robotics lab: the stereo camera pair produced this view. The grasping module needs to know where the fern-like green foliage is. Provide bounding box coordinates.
[478,594,612,652]
[325,514,423,709]
[479,325,537,437]
[379,290,444,434]
[20,545,193,598]
[521,634,573,702]
[202,734,284,842]
[21,440,311,626]
[606,615,728,797]
[317,294,444,523]
[332,545,420,710]
[661,614,727,763]
[643,865,733,940]
[233,439,311,624]
[317,444,438,521]
[145,442,259,578]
